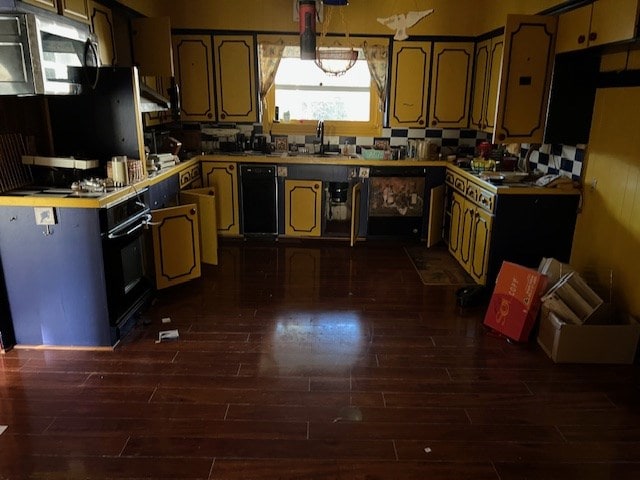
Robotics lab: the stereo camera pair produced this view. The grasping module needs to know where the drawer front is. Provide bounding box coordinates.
[476,187,495,213]
[179,164,202,189]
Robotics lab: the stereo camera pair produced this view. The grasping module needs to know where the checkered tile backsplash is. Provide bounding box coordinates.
[250,125,586,180]
[521,143,586,181]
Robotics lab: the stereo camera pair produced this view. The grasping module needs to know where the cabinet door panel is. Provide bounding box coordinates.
[350,182,361,247]
[429,42,473,128]
[590,0,640,48]
[470,208,493,285]
[389,41,431,127]
[494,15,556,143]
[59,0,89,23]
[555,4,591,54]
[448,190,464,257]
[151,204,201,290]
[201,162,239,236]
[285,179,322,237]
[485,37,503,133]
[459,200,475,270]
[88,1,116,66]
[213,35,257,122]
[173,35,216,121]
[470,39,490,130]
[132,17,174,77]
[180,188,218,266]
[22,0,57,13]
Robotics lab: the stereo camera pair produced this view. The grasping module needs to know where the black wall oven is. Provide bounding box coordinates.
[100,189,153,331]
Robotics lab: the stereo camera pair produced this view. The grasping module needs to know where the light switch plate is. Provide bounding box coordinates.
[359,167,370,178]
[34,207,57,225]
[277,166,288,177]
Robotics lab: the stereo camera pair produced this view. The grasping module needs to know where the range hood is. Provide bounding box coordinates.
[137,77,180,118]
[139,82,170,113]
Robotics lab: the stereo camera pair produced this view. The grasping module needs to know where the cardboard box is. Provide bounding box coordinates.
[541,271,604,325]
[538,306,640,364]
[483,261,548,342]
[538,257,574,293]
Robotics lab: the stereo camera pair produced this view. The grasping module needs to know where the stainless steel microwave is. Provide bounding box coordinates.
[0,12,98,95]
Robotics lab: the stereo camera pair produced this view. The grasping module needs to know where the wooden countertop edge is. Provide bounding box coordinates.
[0,156,579,208]
[447,165,581,196]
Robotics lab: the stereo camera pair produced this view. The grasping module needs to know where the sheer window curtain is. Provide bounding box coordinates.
[363,42,389,113]
[258,41,286,128]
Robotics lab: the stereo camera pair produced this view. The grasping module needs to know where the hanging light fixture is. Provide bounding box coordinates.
[315,0,356,76]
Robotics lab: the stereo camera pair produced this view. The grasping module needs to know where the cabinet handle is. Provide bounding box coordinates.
[228,165,234,171]
[431,120,437,126]
[219,113,225,119]
[207,113,213,119]
[577,34,586,44]
[498,133,506,141]
[190,208,197,216]
[589,31,597,42]
[314,184,320,190]
[418,119,424,125]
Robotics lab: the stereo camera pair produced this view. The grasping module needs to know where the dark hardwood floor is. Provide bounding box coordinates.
[1,240,640,479]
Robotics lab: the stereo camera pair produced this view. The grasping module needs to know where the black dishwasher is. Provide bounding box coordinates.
[240,164,278,236]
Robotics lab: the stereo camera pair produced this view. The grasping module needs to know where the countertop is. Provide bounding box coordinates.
[0,154,580,208]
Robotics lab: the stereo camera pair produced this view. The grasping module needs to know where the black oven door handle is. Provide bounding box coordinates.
[107,221,144,240]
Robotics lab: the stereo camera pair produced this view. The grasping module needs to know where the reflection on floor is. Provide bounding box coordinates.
[1,240,639,479]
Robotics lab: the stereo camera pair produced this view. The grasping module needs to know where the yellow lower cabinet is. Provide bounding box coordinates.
[180,188,218,265]
[448,190,464,259]
[285,179,322,237]
[458,198,476,271]
[469,207,493,285]
[201,162,240,236]
[151,204,201,290]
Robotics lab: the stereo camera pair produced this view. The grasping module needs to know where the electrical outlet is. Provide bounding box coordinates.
[34,207,56,225]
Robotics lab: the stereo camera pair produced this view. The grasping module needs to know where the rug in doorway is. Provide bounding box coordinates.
[404,245,474,286]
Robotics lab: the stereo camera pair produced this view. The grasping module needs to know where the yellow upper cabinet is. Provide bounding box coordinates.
[493,15,557,144]
[470,36,504,132]
[23,0,89,23]
[429,42,474,129]
[172,34,216,122]
[389,41,431,128]
[556,0,640,54]
[88,1,116,66]
[58,0,89,23]
[131,17,174,77]
[213,35,257,123]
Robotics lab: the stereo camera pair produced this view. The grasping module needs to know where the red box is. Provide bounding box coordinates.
[483,262,548,342]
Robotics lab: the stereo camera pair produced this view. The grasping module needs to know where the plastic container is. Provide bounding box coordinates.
[361,148,385,160]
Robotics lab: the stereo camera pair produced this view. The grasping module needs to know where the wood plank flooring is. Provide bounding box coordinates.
[1,240,639,479]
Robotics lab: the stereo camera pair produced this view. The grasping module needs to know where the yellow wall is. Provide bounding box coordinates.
[571,87,640,318]
[118,0,564,37]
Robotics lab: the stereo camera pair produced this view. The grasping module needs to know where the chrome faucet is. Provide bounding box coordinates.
[316,120,325,154]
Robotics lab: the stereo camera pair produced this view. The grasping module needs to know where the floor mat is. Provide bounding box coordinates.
[404,245,474,286]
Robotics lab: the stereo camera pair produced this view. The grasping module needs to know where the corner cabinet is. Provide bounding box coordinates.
[201,161,240,236]
[444,167,579,286]
[428,42,474,129]
[389,41,431,127]
[213,35,258,123]
[88,1,116,66]
[172,34,216,121]
[492,15,557,143]
[555,0,640,54]
[284,179,322,237]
